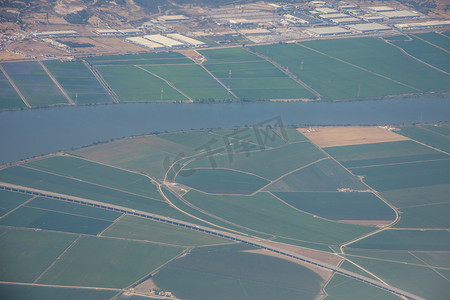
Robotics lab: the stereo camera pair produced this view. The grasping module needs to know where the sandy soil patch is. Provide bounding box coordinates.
[338,220,393,227]
[244,240,342,281]
[298,126,409,148]
[176,49,205,63]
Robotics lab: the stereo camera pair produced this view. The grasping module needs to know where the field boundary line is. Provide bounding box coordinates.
[33,235,82,283]
[97,213,124,236]
[406,138,450,155]
[20,164,166,203]
[0,195,36,219]
[382,39,450,76]
[198,64,239,99]
[82,60,119,103]
[134,65,193,102]
[245,47,322,99]
[408,251,450,282]
[127,247,191,290]
[254,157,327,195]
[296,42,423,92]
[0,64,31,108]
[417,125,449,138]
[410,34,450,54]
[38,61,74,104]
[341,257,390,286]
[0,281,122,291]
[23,204,118,222]
[348,157,450,169]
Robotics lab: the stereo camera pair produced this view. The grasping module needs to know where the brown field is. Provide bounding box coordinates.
[298,126,409,148]
[338,220,393,227]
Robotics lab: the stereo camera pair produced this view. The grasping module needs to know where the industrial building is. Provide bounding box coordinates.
[306,26,351,36]
[314,7,339,14]
[284,14,310,25]
[125,37,164,50]
[157,15,190,23]
[166,33,206,47]
[331,17,361,24]
[144,34,185,48]
[378,10,420,20]
[395,20,450,30]
[362,15,385,22]
[118,29,142,36]
[319,13,350,19]
[93,29,120,36]
[32,30,79,38]
[347,23,391,33]
[368,6,395,13]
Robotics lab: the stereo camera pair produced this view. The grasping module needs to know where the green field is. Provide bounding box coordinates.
[0,283,118,300]
[97,65,187,102]
[325,274,400,300]
[1,62,68,107]
[43,60,111,104]
[37,236,183,288]
[86,52,192,65]
[389,36,450,73]
[301,37,450,93]
[201,47,314,100]
[381,184,450,207]
[102,215,228,246]
[25,156,164,201]
[0,70,25,110]
[0,190,32,216]
[265,158,366,191]
[142,64,234,100]
[324,140,448,168]
[0,206,113,235]
[0,166,178,217]
[345,256,450,300]
[26,197,121,221]
[251,43,416,100]
[273,192,395,221]
[344,248,425,265]
[398,125,450,153]
[176,168,270,194]
[394,203,450,228]
[184,190,372,244]
[153,244,323,300]
[0,228,77,282]
[351,159,450,191]
[347,229,450,251]
[186,141,325,180]
[415,32,450,52]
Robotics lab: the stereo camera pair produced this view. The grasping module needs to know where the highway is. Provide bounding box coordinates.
[0,182,424,300]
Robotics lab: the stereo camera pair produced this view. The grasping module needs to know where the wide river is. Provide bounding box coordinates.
[1,97,449,164]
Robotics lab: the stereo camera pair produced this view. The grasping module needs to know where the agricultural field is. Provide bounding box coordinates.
[152,244,323,300]
[299,37,450,93]
[0,71,25,109]
[1,124,450,299]
[387,35,450,73]
[414,32,450,52]
[251,43,417,100]
[43,60,112,104]
[200,47,314,100]
[1,61,68,107]
[397,124,450,153]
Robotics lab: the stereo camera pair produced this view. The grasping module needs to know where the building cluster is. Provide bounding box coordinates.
[27,1,450,53]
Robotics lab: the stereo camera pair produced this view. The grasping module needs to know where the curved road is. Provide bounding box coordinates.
[0,182,424,300]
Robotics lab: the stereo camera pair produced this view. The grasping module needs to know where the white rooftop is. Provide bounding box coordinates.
[126,37,164,49]
[368,6,395,12]
[315,7,339,14]
[166,33,205,46]
[319,13,350,19]
[347,23,391,32]
[144,34,185,47]
[306,26,351,35]
[379,10,419,19]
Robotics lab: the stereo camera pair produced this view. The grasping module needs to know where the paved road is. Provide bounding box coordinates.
[0,182,424,300]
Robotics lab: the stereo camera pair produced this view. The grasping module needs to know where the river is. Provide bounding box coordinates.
[1,97,449,164]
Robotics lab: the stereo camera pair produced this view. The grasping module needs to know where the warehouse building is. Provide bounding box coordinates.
[33,30,79,38]
[239,28,271,35]
[368,6,395,13]
[119,28,142,36]
[144,34,185,48]
[319,13,350,19]
[306,26,351,36]
[93,29,121,36]
[331,17,361,24]
[315,7,339,14]
[157,15,190,23]
[166,33,206,47]
[347,23,391,33]
[125,37,165,50]
[378,10,420,20]
[395,20,450,30]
